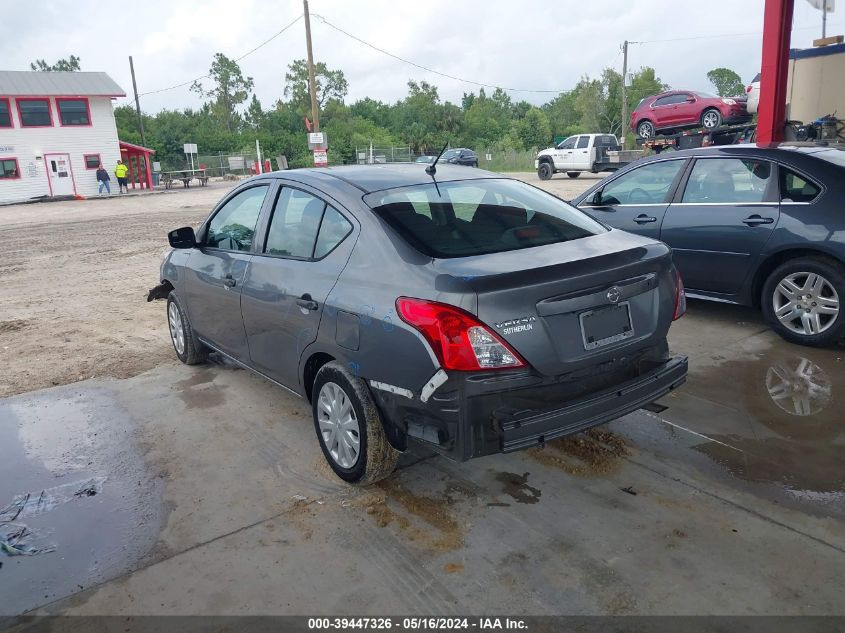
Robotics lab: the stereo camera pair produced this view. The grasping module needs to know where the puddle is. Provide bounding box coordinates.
[655,344,845,512]
[494,472,542,504]
[355,478,466,552]
[175,369,227,409]
[0,388,162,615]
[526,429,629,476]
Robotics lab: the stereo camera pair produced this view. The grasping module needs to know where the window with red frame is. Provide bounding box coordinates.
[57,98,90,126]
[0,99,11,127]
[0,158,20,179]
[18,99,52,127]
[84,154,101,169]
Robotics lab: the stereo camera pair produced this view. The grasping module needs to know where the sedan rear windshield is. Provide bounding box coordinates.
[364,179,607,258]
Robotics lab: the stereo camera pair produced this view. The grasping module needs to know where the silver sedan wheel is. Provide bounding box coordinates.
[772,272,840,336]
[317,381,361,469]
[168,302,186,355]
[702,111,720,128]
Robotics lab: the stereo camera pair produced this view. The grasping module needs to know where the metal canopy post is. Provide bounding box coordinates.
[757,0,795,144]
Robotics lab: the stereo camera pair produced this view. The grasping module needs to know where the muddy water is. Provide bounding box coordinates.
[657,342,844,515]
[0,387,162,615]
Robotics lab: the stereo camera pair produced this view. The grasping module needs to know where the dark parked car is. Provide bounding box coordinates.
[440,148,478,167]
[149,165,687,483]
[573,144,845,347]
[632,90,751,139]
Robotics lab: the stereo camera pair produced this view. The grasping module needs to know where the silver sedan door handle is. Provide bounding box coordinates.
[633,214,658,224]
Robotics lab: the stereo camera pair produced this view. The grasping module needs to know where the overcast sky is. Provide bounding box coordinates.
[1,0,841,113]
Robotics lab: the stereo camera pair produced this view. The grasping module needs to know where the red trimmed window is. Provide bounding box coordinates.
[0,98,12,128]
[0,157,20,179]
[84,154,101,169]
[57,98,90,126]
[18,99,52,127]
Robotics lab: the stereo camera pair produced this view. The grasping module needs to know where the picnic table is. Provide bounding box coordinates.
[161,169,209,189]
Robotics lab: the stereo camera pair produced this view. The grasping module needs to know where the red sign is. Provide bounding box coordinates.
[313,149,328,167]
[304,116,312,132]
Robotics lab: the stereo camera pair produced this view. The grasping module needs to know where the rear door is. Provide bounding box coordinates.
[660,156,779,295]
[579,158,688,239]
[185,183,272,359]
[241,184,356,390]
[572,135,592,170]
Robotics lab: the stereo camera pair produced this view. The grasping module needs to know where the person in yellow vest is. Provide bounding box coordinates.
[114,160,129,194]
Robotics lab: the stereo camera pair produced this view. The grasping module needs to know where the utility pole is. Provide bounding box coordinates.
[303,0,320,132]
[128,56,146,147]
[620,40,628,150]
[822,0,828,38]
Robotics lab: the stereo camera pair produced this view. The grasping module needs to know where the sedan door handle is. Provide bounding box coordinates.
[296,295,319,311]
[742,215,774,226]
[633,214,658,224]
[222,275,236,287]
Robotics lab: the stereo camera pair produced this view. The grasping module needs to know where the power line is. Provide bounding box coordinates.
[130,14,303,98]
[311,13,568,94]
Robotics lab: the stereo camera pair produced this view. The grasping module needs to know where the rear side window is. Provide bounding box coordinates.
[576,136,590,149]
[265,188,326,258]
[780,167,820,203]
[205,185,269,251]
[365,179,606,259]
[682,158,772,204]
[315,207,353,258]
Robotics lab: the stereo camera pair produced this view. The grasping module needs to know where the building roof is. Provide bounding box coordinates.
[119,140,156,155]
[0,71,126,97]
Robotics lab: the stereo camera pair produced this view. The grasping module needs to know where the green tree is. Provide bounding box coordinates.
[284,59,349,116]
[509,107,552,150]
[191,53,254,132]
[30,55,81,71]
[706,68,744,97]
[244,94,265,130]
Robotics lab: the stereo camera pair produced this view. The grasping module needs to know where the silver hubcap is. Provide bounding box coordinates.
[773,272,839,336]
[766,357,831,416]
[703,111,719,128]
[168,302,186,355]
[317,382,360,469]
[638,123,652,138]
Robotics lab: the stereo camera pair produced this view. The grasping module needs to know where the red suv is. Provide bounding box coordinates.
[632,90,751,138]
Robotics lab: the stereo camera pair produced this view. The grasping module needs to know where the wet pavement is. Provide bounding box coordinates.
[0,388,162,614]
[0,300,843,618]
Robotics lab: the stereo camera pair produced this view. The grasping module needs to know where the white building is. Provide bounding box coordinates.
[0,71,127,204]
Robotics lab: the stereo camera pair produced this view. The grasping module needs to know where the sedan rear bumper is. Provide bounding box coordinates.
[499,356,687,452]
[370,346,688,461]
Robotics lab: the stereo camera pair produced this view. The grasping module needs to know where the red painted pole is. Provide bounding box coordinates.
[145,152,153,189]
[757,0,794,144]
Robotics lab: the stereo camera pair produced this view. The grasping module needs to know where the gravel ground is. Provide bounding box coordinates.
[0,171,598,399]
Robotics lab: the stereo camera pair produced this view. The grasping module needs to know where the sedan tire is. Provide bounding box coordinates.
[312,361,400,485]
[637,120,655,139]
[701,108,723,129]
[167,292,209,365]
[762,257,845,347]
[537,162,554,180]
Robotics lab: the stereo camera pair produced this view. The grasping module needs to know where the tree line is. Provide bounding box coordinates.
[33,54,746,169]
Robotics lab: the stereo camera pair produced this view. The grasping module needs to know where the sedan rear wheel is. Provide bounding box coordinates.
[312,361,399,484]
[762,258,845,347]
[637,120,655,139]
[701,108,722,129]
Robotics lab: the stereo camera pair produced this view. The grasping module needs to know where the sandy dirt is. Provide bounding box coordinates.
[0,172,595,399]
[0,183,237,398]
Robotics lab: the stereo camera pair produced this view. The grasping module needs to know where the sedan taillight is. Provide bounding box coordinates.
[396,298,525,371]
[673,270,687,321]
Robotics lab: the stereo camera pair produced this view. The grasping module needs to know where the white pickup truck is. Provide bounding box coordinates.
[535,133,641,180]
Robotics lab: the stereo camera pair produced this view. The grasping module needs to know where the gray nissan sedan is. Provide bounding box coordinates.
[149,164,687,483]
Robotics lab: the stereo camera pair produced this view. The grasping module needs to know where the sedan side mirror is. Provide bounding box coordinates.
[168,226,197,249]
[592,191,603,206]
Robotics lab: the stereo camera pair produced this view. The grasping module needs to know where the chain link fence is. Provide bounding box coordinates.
[355,146,412,165]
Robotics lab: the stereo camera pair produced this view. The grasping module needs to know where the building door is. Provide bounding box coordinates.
[45,154,76,196]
